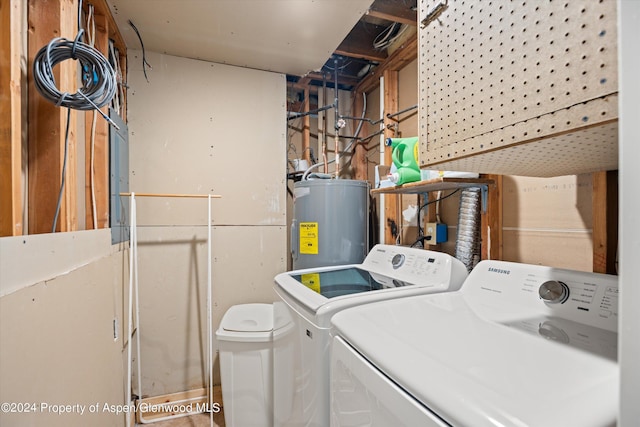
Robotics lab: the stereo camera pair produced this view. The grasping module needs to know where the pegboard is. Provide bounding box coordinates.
[418,0,618,176]
[427,120,618,177]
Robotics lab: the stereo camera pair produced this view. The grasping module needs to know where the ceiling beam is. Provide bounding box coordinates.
[366,0,417,26]
[335,21,388,63]
[334,46,386,63]
[305,72,362,88]
[356,32,417,94]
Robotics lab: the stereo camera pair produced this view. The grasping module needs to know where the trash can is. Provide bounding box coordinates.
[216,303,274,427]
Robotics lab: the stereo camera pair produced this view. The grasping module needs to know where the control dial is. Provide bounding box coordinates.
[538,280,570,304]
[391,253,405,269]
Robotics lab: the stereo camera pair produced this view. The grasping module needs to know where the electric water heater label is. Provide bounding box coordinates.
[301,273,321,293]
[300,222,319,254]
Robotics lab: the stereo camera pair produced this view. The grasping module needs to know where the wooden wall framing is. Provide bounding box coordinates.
[0,0,126,236]
[0,0,24,236]
[82,1,127,229]
[27,0,79,233]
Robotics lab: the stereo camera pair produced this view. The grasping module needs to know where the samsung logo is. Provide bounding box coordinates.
[488,267,511,275]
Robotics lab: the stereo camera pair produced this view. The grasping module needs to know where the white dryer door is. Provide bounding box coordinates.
[330,336,449,427]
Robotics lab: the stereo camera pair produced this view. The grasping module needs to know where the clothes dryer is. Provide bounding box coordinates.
[330,260,619,427]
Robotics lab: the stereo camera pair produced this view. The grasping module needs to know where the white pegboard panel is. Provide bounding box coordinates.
[425,120,618,177]
[418,0,619,176]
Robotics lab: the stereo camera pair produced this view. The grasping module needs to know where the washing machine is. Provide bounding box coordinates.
[330,260,619,427]
[273,244,468,427]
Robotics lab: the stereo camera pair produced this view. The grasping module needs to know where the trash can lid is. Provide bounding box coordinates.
[220,303,273,333]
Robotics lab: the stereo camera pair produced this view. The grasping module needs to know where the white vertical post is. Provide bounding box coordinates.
[619,1,640,425]
[208,194,213,427]
[379,75,386,244]
[125,192,136,427]
[133,202,142,412]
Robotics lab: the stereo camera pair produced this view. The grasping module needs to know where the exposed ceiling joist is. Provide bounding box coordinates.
[334,21,387,62]
[305,71,362,88]
[356,33,417,94]
[365,0,418,26]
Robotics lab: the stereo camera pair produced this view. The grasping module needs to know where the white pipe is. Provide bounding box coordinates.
[134,211,142,410]
[126,192,136,427]
[208,194,213,427]
[379,76,385,244]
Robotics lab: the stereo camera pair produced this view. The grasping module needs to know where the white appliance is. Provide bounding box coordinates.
[273,244,468,427]
[330,260,619,427]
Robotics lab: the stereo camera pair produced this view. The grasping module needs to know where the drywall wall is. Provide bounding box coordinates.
[502,174,593,271]
[0,229,113,296]
[126,50,287,397]
[0,232,127,427]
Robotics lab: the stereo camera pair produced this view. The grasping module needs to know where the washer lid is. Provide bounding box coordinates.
[221,303,273,332]
[331,292,619,427]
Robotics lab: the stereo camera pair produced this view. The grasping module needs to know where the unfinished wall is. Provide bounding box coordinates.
[0,231,127,427]
[126,50,287,397]
[365,60,594,270]
[397,60,421,246]
[502,174,593,271]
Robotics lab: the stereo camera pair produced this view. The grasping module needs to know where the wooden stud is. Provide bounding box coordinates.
[383,69,400,244]
[302,87,311,164]
[118,51,127,122]
[353,91,368,181]
[592,170,618,274]
[481,174,503,260]
[85,0,126,57]
[0,0,24,236]
[84,11,110,229]
[366,0,418,27]
[357,34,417,95]
[28,0,78,233]
[423,192,441,251]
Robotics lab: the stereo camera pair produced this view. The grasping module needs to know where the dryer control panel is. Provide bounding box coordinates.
[464,260,619,333]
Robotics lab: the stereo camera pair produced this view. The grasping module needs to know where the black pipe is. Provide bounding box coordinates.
[287,103,335,120]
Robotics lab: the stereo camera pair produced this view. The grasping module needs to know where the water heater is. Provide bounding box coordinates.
[291,179,369,269]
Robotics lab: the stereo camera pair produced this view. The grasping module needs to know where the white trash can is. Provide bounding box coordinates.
[216,303,274,427]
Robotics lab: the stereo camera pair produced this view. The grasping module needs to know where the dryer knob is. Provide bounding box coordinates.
[538,280,570,304]
[391,254,405,269]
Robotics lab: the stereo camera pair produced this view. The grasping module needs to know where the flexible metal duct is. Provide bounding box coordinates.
[455,187,482,272]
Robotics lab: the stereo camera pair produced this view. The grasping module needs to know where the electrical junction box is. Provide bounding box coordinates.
[425,223,447,245]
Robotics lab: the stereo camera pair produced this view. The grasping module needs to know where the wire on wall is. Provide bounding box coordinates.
[128,20,152,82]
[32,14,118,231]
[86,4,99,230]
[32,30,118,117]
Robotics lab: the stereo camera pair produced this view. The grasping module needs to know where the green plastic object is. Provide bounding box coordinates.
[385,137,421,185]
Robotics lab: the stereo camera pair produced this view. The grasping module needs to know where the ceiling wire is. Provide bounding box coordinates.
[128,20,152,82]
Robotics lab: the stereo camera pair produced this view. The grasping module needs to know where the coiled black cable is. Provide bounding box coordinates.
[33,29,116,111]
